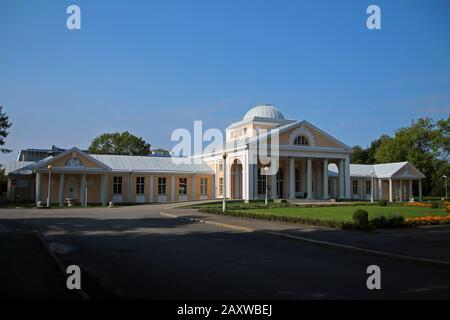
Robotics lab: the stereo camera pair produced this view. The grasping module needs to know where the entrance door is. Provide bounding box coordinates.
[67,177,78,200]
[277,168,284,198]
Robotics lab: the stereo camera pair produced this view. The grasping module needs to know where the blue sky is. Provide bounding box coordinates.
[1,0,449,163]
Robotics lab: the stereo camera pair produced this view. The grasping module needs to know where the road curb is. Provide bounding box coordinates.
[33,226,91,300]
[159,212,254,232]
[266,231,450,268]
[161,212,450,268]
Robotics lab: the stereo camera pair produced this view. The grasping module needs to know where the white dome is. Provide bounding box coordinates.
[243,104,285,120]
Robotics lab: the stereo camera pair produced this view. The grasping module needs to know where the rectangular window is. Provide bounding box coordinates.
[218,161,223,171]
[158,177,166,195]
[365,180,371,195]
[179,178,187,194]
[352,180,359,194]
[136,177,145,194]
[200,178,208,195]
[257,169,267,195]
[219,177,224,196]
[295,169,301,193]
[113,177,122,194]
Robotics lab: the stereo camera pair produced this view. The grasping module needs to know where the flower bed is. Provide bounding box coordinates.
[405,215,450,226]
[404,202,432,208]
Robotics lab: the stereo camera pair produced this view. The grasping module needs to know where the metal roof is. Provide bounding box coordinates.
[3,161,36,175]
[90,154,214,173]
[328,162,424,178]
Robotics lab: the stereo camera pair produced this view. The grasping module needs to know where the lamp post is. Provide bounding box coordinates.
[444,175,448,199]
[222,152,227,212]
[370,170,374,203]
[264,166,269,205]
[47,165,52,207]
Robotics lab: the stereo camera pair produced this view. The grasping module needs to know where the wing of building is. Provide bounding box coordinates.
[4,104,425,205]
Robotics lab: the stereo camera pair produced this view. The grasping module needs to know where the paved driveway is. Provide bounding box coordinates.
[1,204,450,299]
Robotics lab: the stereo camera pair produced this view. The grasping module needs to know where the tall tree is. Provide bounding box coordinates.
[351,135,390,164]
[375,117,448,196]
[88,131,151,156]
[0,106,12,153]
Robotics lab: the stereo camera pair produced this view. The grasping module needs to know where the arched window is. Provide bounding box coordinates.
[294,135,309,146]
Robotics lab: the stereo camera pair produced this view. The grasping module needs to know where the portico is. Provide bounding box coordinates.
[202,104,354,201]
[250,156,350,200]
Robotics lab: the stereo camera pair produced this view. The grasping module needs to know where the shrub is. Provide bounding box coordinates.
[371,215,405,228]
[352,209,369,226]
[430,202,439,209]
[378,200,388,206]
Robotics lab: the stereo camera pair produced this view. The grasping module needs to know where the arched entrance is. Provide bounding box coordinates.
[230,159,243,199]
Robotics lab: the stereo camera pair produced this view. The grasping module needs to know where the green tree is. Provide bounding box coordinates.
[88,131,151,156]
[351,135,389,164]
[375,117,448,196]
[0,106,12,153]
[350,145,370,164]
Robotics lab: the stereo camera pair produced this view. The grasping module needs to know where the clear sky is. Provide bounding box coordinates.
[0,0,449,164]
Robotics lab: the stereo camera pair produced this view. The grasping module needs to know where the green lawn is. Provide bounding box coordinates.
[241,205,446,222]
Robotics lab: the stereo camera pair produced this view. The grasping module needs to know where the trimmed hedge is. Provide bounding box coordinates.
[199,208,412,230]
[199,208,344,228]
[188,201,379,211]
[378,200,388,207]
[370,215,405,228]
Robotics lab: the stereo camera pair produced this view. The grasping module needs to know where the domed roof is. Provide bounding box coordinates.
[243,104,285,120]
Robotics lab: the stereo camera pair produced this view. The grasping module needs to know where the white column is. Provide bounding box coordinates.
[409,179,413,200]
[80,174,86,205]
[191,175,196,200]
[399,179,403,202]
[419,179,423,201]
[128,174,132,203]
[212,175,216,199]
[301,159,307,193]
[378,179,384,200]
[226,162,231,200]
[58,174,65,207]
[307,158,313,199]
[149,175,154,202]
[248,163,254,200]
[271,170,277,199]
[36,172,42,205]
[344,158,351,199]
[100,174,107,205]
[339,160,345,199]
[323,159,329,200]
[243,156,249,201]
[289,157,295,199]
[389,179,393,202]
[171,176,175,202]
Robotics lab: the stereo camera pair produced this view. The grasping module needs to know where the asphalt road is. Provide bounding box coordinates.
[1,205,450,299]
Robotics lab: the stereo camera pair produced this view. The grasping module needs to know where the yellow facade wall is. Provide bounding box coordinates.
[279,124,342,148]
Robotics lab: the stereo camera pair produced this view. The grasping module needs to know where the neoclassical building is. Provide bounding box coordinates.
[4,104,425,205]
